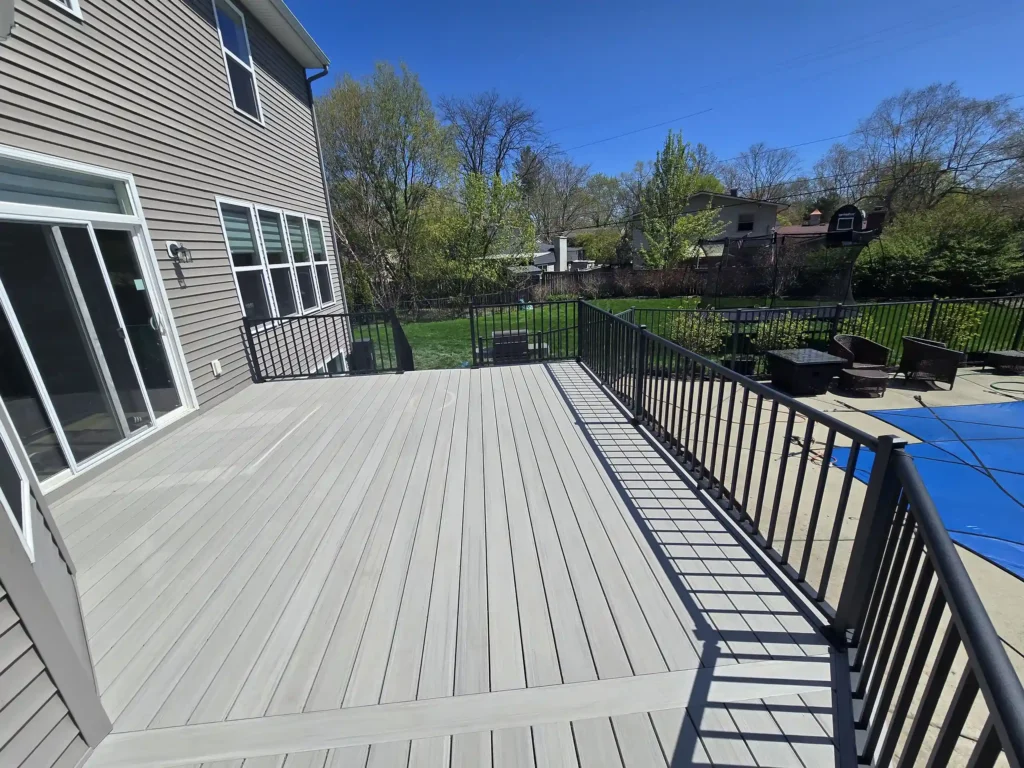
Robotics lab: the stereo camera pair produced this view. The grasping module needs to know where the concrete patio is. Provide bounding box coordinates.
[47,363,843,767]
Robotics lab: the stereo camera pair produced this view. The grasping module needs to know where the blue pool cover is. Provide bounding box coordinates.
[831,401,1024,580]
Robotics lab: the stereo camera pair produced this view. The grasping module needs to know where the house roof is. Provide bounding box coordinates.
[695,191,788,209]
[237,0,330,68]
[775,224,829,236]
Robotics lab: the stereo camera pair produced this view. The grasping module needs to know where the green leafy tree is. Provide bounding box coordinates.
[574,228,621,265]
[419,173,535,295]
[316,62,456,308]
[751,313,812,352]
[854,195,1023,297]
[639,131,724,268]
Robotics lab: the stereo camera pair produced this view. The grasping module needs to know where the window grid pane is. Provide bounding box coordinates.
[258,211,288,265]
[315,264,333,304]
[287,217,310,262]
[226,58,259,119]
[308,220,327,262]
[215,0,250,61]
[221,205,260,267]
[296,265,317,309]
[270,267,298,316]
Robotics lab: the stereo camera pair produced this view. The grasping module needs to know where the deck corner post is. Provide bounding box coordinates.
[469,302,479,368]
[833,435,906,640]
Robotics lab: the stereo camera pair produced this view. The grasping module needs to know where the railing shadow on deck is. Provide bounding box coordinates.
[543,361,848,766]
[572,299,1024,767]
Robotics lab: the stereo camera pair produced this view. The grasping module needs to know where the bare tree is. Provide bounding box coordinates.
[533,159,592,239]
[851,83,1024,217]
[812,143,866,204]
[439,91,544,178]
[721,142,801,200]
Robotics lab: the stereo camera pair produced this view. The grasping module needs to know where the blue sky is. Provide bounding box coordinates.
[290,0,1024,178]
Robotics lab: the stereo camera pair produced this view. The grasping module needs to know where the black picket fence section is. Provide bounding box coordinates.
[631,295,1024,378]
[576,300,1024,766]
[243,310,414,381]
[468,300,578,367]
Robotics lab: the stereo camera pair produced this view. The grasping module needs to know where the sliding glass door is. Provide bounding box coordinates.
[0,219,171,480]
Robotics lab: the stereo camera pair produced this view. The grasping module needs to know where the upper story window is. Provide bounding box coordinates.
[45,0,83,18]
[737,213,755,232]
[836,213,856,231]
[213,0,263,123]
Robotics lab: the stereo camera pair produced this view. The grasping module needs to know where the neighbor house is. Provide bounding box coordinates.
[631,190,787,267]
[488,235,597,274]
[1,0,344,761]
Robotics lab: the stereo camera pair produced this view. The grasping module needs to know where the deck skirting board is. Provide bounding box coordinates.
[86,656,831,768]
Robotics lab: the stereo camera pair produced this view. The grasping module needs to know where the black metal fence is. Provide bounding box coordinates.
[468,300,578,367]
[243,310,414,381]
[631,295,1024,377]
[577,299,1024,766]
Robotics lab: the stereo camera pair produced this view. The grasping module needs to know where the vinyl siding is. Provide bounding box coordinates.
[0,584,90,768]
[0,0,343,406]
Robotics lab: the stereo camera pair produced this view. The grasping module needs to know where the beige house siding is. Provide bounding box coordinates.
[0,0,342,407]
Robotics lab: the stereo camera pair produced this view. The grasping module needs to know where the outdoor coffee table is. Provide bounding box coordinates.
[766,348,846,396]
[985,349,1024,374]
[839,367,890,397]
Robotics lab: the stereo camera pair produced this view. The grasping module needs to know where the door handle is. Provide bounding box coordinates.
[149,316,158,332]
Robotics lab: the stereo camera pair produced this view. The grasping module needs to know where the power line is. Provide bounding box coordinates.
[564,108,714,151]
[560,151,1024,234]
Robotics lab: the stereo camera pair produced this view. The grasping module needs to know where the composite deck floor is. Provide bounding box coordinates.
[50,363,841,768]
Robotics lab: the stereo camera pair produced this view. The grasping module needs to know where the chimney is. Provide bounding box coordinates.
[808,209,822,226]
[729,188,739,197]
[555,236,568,272]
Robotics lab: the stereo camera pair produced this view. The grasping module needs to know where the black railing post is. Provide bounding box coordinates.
[833,435,907,640]
[830,302,843,341]
[243,317,263,383]
[1013,302,1024,350]
[468,302,479,368]
[631,325,648,425]
[387,309,414,373]
[925,297,940,339]
[575,299,583,362]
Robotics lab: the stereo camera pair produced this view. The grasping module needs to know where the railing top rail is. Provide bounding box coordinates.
[470,299,579,309]
[893,452,1024,764]
[581,300,881,448]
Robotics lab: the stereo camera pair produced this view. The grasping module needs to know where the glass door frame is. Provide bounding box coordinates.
[0,146,197,490]
[0,216,160,474]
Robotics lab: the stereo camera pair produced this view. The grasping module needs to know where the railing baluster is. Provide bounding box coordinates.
[766,407,796,546]
[753,400,779,532]
[799,427,835,579]
[781,417,814,561]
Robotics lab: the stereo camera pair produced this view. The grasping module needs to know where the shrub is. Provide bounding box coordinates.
[670,312,730,357]
[837,311,885,343]
[751,313,812,353]
[925,304,985,349]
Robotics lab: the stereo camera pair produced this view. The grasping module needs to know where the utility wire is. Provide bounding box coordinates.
[560,150,1024,234]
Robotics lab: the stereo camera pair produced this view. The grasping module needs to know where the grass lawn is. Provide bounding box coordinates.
[403,296,701,370]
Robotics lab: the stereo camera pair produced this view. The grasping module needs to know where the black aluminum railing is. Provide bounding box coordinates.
[243,310,414,381]
[469,300,578,367]
[632,295,1024,377]
[577,299,1024,767]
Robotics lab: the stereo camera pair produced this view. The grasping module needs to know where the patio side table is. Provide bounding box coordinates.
[766,348,846,396]
[839,367,890,397]
[985,349,1024,374]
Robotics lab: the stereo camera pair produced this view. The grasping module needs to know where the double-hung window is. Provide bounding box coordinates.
[221,203,273,320]
[258,210,299,316]
[220,200,336,319]
[213,0,262,122]
[287,215,318,311]
[307,219,335,305]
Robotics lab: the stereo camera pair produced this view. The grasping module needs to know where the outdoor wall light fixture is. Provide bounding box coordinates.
[166,241,193,264]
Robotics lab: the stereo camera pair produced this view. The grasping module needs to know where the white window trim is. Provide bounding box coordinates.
[211,0,265,126]
[217,198,339,320]
[45,0,83,20]
[283,209,322,311]
[306,217,337,307]
[255,206,302,317]
[0,404,33,561]
[217,198,276,322]
[836,214,855,231]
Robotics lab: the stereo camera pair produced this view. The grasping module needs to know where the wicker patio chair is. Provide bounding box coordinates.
[829,334,891,370]
[898,336,965,389]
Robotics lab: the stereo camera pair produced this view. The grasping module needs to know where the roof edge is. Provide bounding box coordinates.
[239,0,329,69]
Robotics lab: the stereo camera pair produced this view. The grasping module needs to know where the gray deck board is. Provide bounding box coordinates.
[56,364,837,768]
